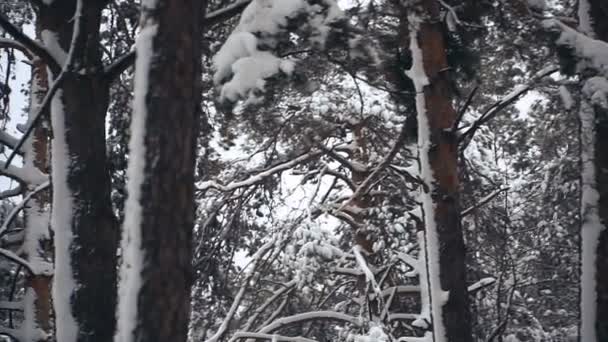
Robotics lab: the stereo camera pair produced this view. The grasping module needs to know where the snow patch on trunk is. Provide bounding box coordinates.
[115,7,158,341]
[579,77,607,342]
[49,89,78,342]
[404,18,449,342]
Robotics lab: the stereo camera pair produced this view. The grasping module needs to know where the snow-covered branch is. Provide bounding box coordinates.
[0,130,25,156]
[0,300,24,311]
[199,150,322,192]
[205,241,275,342]
[243,280,296,331]
[0,37,32,59]
[0,181,50,239]
[231,332,317,342]
[460,187,509,217]
[255,311,361,335]
[467,277,496,294]
[0,164,47,185]
[543,18,608,77]
[0,185,22,200]
[3,70,68,169]
[0,247,51,276]
[460,66,559,148]
[339,126,409,211]
[0,13,61,72]
[104,0,252,80]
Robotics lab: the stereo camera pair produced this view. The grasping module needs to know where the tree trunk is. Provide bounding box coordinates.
[22,44,52,342]
[41,1,118,341]
[401,1,471,341]
[115,0,204,341]
[578,1,608,340]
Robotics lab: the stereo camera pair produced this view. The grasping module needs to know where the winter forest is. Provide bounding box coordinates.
[0,0,607,341]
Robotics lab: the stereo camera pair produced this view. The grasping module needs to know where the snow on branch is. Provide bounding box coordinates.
[243,280,297,331]
[212,0,376,106]
[0,130,25,156]
[460,187,509,218]
[0,13,61,72]
[255,311,362,335]
[3,69,68,169]
[460,66,559,148]
[0,37,32,59]
[198,149,323,193]
[467,277,496,294]
[0,185,22,200]
[543,19,608,77]
[104,0,253,80]
[231,332,317,342]
[0,163,48,185]
[0,181,50,239]
[205,240,276,342]
[0,300,23,311]
[0,246,51,276]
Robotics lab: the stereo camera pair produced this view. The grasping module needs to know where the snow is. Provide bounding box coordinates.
[558,85,574,110]
[353,325,388,342]
[40,30,68,65]
[220,51,294,103]
[467,277,496,293]
[577,0,594,37]
[115,9,158,342]
[543,19,608,77]
[212,0,345,104]
[404,18,449,342]
[582,76,608,109]
[578,77,606,342]
[237,0,307,37]
[49,89,78,342]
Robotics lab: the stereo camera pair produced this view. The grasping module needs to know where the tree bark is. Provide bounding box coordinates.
[579,1,608,340]
[41,1,118,341]
[22,45,52,342]
[116,0,204,341]
[400,1,472,340]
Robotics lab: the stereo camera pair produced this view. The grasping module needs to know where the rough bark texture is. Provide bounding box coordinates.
[586,1,608,339]
[133,0,204,341]
[42,1,118,341]
[23,54,52,342]
[400,1,471,340]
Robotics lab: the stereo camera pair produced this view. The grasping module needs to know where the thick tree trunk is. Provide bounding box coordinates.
[579,1,608,340]
[400,1,471,341]
[116,0,204,341]
[22,51,52,342]
[41,1,118,341]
